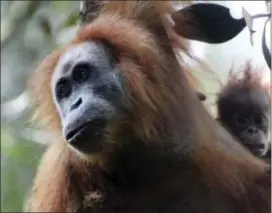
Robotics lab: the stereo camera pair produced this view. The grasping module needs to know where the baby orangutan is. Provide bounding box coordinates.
[217,62,271,163]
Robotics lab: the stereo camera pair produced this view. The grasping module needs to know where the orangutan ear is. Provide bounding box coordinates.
[171,3,246,44]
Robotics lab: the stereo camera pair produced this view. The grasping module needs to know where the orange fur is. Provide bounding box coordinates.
[28,1,270,212]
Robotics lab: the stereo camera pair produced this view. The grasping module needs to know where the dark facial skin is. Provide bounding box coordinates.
[218,86,270,157]
[51,41,124,154]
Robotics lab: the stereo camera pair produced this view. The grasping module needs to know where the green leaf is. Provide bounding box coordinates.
[62,12,78,28]
[38,16,53,40]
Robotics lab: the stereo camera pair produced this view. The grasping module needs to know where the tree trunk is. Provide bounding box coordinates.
[78,0,104,26]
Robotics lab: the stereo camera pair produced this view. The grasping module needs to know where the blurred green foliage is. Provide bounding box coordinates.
[1,1,79,212]
[1,127,45,212]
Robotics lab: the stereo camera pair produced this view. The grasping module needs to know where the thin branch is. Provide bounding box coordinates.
[262,16,271,69]
[252,13,271,20]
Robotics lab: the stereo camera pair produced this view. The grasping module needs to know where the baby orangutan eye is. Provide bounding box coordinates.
[234,114,248,127]
[254,116,265,126]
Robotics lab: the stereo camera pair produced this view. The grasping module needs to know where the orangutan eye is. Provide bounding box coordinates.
[234,114,248,127]
[73,63,91,83]
[56,79,71,99]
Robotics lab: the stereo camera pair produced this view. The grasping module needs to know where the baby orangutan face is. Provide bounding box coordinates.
[218,86,270,157]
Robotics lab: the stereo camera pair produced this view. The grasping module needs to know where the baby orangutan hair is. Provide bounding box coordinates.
[27,1,271,212]
[217,62,271,163]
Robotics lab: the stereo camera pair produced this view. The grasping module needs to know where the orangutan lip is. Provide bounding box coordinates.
[65,119,107,144]
[66,123,89,143]
[245,143,265,149]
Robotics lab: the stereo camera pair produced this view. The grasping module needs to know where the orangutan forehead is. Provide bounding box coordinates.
[225,86,270,112]
[52,41,113,81]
